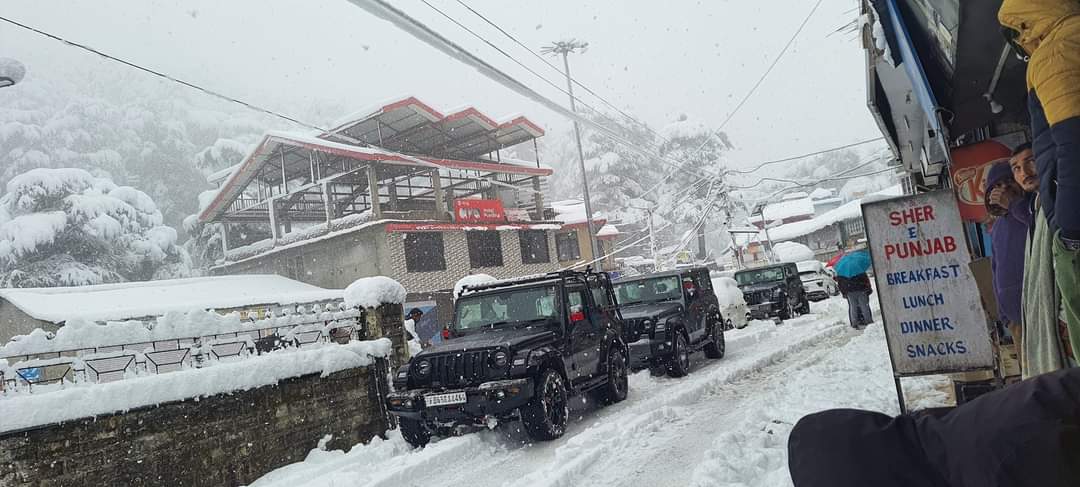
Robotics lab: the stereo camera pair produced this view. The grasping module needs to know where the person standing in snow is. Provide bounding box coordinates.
[836,272,873,329]
[1000,0,1080,369]
[788,367,1080,487]
[985,160,1032,370]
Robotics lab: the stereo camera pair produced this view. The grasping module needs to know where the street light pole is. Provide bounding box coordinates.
[543,40,600,267]
[756,203,775,262]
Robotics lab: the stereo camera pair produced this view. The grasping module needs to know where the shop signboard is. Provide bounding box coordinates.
[862,190,995,389]
[454,199,506,223]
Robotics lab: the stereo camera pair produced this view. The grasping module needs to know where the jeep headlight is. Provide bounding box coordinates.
[415,359,432,376]
[492,350,509,367]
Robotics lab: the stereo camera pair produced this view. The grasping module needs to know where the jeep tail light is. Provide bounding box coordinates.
[570,310,586,322]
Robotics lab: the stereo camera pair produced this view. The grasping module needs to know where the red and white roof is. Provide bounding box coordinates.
[321,96,544,160]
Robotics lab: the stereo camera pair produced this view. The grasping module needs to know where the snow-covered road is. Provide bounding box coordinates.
[250,297,949,487]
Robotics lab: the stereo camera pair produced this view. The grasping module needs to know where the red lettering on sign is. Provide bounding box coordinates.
[883,236,959,260]
[889,205,937,226]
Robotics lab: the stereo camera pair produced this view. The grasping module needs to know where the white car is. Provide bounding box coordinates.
[796,260,839,302]
[712,276,750,330]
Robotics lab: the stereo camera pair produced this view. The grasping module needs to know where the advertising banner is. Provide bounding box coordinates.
[949,139,1013,222]
[454,199,506,223]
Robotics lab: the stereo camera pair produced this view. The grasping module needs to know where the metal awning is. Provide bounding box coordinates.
[320,96,544,160]
[199,130,552,224]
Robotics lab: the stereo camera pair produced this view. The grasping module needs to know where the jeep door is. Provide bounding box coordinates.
[566,285,601,383]
[683,271,707,342]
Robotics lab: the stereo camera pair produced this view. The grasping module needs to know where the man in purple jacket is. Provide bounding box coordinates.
[986,158,1033,368]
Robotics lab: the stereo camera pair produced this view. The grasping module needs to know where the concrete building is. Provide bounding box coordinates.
[199,97,612,342]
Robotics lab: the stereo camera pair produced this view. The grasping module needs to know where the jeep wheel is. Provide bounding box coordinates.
[399,417,432,448]
[798,295,811,315]
[704,322,725,359]
[521,369,569,441]
[667,331,691,377]
[595,348,629,405]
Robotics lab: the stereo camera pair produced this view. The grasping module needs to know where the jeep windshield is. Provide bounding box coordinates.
[735,268,784,286]
[454,285,559,332]
[613,276,681,306]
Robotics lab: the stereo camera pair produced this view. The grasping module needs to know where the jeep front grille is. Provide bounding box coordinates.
[431,350,493,387]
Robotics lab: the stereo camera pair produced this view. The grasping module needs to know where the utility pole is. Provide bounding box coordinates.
[542,39,599,266]
[756,203,775,262]
[628,203,658,272]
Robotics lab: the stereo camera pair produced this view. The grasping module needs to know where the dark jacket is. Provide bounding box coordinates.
[986,163,1033,324]
[1000,0,1080,239]
[835,273,871,296]
[789,368,1080,487]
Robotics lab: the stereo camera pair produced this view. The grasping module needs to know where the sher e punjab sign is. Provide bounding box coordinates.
[862,190,994,376]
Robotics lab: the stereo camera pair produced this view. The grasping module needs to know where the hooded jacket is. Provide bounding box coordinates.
[999,0,1080,238]
[985,162,1032,324]
[789,368,1080,487]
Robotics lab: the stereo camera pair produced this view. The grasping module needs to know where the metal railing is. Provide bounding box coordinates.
[0,309,367,394]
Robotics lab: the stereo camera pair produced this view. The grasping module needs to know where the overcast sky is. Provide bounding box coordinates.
[1,0,881,173]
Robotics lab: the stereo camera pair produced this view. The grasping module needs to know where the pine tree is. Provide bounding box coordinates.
[0,168,192,287]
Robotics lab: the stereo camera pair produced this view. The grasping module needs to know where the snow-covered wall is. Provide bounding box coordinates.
[0,341,392,487]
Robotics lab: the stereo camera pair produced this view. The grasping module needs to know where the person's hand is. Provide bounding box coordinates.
[988,186,1009,208]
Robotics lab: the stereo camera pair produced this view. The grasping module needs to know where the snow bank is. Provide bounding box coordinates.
[773,241,814,263]
[453,273,496,299]
[344,276,406,309]
[0,339,391,433]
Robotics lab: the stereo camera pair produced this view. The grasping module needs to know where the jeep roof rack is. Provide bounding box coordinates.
[460,268,596,296]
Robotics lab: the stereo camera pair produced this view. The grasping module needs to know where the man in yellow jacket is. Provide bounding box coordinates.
[1000,0,1080,367]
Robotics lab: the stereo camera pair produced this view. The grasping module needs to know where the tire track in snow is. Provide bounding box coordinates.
[510,319,852,487]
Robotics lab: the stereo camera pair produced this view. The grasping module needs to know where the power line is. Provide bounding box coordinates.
[724,136,884,175]
[692,0,825,153]
[451,0,656,135]
[0,15,333,135]
[349,0,737,187]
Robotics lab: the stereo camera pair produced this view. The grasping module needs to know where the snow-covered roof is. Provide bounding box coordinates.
[809,187,835,200]
[755,184,903,243]
[207,163,241,185]
[551,199,607,228]
[0,275,343,324]
[749,197,815,223]
[597,224,620,237]
[781,191,809,201]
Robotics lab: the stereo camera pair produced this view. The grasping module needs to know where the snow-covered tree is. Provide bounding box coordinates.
[0,168,192,287]
[650,115,736,262]
[579,111,665,223]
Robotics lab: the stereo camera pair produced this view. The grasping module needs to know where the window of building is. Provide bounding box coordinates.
[519,230,550,264]
[467,231,503,268]
[403,232,447,272]
[555,231,580,261]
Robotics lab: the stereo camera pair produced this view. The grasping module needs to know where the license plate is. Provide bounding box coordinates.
[425,391,467,407]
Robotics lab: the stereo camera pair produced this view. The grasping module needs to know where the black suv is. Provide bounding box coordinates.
[613,267,725,377]
[734,262,809,321]
[386,270,630,448]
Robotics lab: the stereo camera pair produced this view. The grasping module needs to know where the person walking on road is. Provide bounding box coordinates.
[837,272,873,329]
[833,249,874,329]
[985,159,1032,369]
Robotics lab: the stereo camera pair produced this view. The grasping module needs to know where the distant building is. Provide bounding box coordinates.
[745,185,902,263]
[748,194,815,229]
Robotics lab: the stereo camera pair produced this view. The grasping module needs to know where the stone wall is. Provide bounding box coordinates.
[0,361,390,487]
